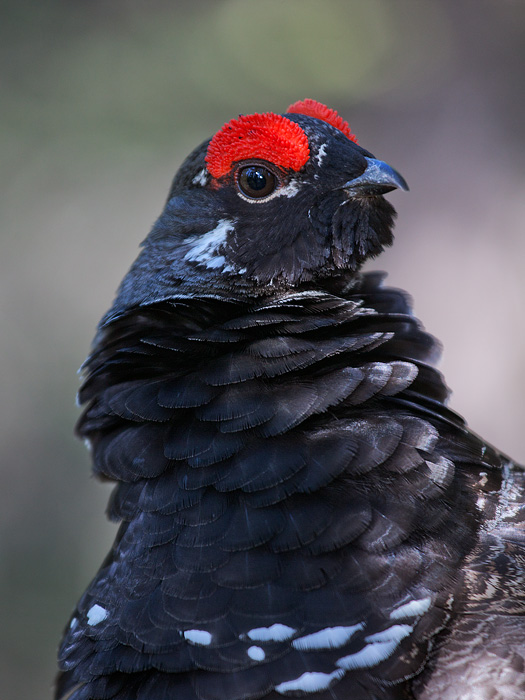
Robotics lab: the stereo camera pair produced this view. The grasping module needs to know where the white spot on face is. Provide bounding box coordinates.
[87,604,108,626]
[184,629,212,645]
[247,645,266,661]
[192,168,209,186]
[389,597,432,620]
[275,180,301,198]
[275,669,345,694]
[292,623,364,651]
[336,625,413,670]
[247,623,296,642]
[183,219,235,272]
[315,142,328,166]
[69,617,78,630]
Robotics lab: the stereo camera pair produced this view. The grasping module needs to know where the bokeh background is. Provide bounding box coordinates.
[2,1,524,697]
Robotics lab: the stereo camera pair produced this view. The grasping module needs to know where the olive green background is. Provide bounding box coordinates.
[2,1,524,698]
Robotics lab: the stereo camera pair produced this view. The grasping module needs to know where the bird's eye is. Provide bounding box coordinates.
[237,165,277,200]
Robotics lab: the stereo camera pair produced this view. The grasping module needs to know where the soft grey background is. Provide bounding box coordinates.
[2,1,524,698]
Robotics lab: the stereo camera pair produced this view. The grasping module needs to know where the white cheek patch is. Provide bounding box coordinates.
[274,180,301,198]
[183,219,236,272]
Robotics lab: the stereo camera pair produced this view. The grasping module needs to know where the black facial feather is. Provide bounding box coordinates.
[56,105,525,700]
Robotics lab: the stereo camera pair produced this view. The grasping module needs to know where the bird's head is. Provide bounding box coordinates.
[108,100,408,317]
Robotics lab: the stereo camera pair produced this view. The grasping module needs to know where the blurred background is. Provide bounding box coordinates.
[1,0,524,697]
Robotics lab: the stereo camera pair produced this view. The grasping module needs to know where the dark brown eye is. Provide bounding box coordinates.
[237,165,277,199]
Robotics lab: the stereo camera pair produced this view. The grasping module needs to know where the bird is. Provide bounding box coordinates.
[56,99,525,700]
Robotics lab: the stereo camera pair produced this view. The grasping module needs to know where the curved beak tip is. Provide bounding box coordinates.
[345,157,409,194]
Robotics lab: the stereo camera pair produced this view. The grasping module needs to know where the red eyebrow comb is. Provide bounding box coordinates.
[286,99,358,143]
[206,112,310,179]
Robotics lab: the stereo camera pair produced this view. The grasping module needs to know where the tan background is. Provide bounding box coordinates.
[1,1,524,698]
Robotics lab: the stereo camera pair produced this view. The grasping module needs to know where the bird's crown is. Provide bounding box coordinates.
[205,99,358,179]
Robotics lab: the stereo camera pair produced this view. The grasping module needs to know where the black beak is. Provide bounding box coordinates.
[343,157,409,196]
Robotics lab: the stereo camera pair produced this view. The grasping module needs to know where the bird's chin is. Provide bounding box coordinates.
[328,191,396,272]
[344,185,396,199]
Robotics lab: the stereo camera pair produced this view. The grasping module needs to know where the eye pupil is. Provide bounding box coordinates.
[245,167,267,191]
[238,165,277,199]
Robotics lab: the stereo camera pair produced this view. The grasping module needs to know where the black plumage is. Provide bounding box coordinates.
[57,101,525,700]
